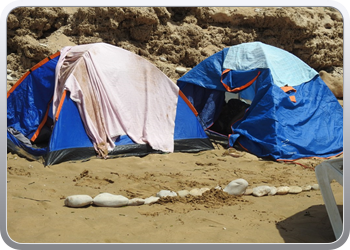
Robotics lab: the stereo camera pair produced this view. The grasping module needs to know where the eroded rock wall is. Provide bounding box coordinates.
[7,7,343,84]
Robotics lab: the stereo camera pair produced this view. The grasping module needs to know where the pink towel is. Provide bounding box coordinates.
[53,43,179,158]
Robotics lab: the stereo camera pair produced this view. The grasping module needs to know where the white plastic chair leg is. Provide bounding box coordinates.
[315,158,343,240]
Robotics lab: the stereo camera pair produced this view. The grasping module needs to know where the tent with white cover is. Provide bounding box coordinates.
[7,43,213,165]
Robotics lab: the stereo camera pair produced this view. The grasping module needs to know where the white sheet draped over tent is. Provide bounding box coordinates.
[53,43,179,158]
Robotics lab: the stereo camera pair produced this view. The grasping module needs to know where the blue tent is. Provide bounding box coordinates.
[7,45,213,166]
[177,42,343,161]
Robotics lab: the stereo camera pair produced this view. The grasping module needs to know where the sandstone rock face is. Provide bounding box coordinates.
[319,70,343,98]
[7,7,343,91]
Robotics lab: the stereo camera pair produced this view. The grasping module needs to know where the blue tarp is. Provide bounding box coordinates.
[178,42,343,160]
[7,56,59,140]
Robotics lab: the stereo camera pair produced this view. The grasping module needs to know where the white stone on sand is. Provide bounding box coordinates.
[128,198,145,206]
[189,188,204,196]
[93,193,129,207]
[223,179,249,195]
[252,186,271,197]
[177,190,190,197]
[144,196,160,205]
[276,186,290,195]
[268,186,277,196]
[175,66,187,74]
[199,187,210,193]
[302,185,312,191]
[156,190,178,198]
[64,195,93,208]
[288,186,303,194]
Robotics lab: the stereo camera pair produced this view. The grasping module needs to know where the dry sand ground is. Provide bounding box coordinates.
[6,147,343,244]
[6,7,344,245]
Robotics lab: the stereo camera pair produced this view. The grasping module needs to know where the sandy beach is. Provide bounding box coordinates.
[6,147,343,243]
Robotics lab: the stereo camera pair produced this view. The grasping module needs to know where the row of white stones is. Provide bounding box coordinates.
[244,184,319,197]
[64,179,319,208]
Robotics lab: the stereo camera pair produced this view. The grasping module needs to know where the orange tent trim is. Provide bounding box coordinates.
[30,99,53,142]
[221,70,261,93]
[179,90,198,116]
[281,86,296,93]
[55,90,67,121]
[7,51,60,99]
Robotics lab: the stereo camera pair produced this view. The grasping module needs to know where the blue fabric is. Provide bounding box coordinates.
[7,131,48,156]
[229,75,343,160]
[174,94,209,139]
[221,68,261,100]
[7,57,59,139]
[50,92,209,152]
[180,84,225,129]
[177,48,229,91]
[49,93,94,151]
[223,42,318,87]
[178,42,343,160]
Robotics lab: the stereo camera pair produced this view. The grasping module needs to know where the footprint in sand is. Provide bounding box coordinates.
[73,170,114,189]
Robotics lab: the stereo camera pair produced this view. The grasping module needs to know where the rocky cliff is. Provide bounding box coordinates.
[7,7,344,93]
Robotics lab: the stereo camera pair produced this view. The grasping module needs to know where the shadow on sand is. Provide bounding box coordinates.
[276,204,343,243]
